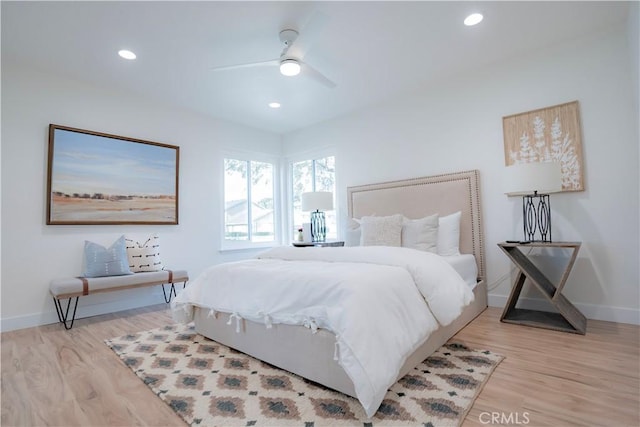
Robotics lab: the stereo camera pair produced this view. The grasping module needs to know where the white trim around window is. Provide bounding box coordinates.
[220,150,281,252]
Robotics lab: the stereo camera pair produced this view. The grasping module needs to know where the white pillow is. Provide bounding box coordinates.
[437,211,462,256]
[402,214,439,253]
[125,234,164,272]
[345,223,362,247]
[359,214,403,247]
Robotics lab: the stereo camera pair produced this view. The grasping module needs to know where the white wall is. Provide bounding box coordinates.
[630,2,640,304]
[1,60,282,331]
[283,27,640,324]
[630,2,639,113]
[3,20,638,331]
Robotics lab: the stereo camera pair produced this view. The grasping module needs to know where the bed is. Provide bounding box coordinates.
[172,169,486,417]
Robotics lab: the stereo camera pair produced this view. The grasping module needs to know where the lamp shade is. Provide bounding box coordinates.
[505,162,562,196]
[301,191,333,212]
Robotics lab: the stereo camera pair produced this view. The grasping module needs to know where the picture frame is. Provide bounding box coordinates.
[503,100,584,192]
[47,124,179,225]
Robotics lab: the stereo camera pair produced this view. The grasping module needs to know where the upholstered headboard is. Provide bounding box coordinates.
[347,170,485,282]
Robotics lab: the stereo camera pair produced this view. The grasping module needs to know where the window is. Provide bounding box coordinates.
[291,156,336,239]
[224,158,276,246]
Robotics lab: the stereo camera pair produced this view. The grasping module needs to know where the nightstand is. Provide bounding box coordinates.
[497,241,586,334]
[292,241,345,247]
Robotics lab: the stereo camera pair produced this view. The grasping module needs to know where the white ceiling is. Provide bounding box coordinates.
[2,1,629,134]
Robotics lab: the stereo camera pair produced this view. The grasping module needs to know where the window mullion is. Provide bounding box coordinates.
[311,160,317,192]
[246,160,253,241]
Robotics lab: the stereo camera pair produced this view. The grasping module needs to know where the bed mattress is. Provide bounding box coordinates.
[443,253,478,289]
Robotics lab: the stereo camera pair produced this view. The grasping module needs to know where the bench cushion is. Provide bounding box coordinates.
[50,269,189,299]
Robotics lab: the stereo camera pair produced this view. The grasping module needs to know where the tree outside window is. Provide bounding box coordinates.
[224,158,275,243]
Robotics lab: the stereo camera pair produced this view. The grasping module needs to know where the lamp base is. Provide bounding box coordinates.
[522,193,553,243]
[310,211,326,242]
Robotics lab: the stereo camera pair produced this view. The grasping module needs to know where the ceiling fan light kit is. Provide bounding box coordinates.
[279,59,301,76]
[278,30,301,76]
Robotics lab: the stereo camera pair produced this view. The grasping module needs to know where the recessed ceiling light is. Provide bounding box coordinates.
[268,102,281,109]
[118,49,136,60]
[464,13,483,26]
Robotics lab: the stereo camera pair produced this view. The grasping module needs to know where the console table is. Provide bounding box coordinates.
[497,241,586,334]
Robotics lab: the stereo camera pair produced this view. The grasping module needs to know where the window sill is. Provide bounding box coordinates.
[219,242,277,253]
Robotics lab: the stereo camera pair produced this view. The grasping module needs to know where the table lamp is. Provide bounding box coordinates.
[505,162,562,242]
[301,191,333,242]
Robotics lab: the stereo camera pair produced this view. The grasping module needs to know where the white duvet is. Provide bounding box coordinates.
[172,246,473,417]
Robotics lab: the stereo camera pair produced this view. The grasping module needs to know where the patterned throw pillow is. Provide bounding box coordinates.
[125,234,164,272]
[82,235,133,278]
[359,214,404,247]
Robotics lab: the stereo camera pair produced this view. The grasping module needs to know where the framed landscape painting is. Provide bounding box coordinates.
[47,124,179,225]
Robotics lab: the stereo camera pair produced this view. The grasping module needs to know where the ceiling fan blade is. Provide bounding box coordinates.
[301,61,336,89]
[287,10,329,60]
[210,59,279,72]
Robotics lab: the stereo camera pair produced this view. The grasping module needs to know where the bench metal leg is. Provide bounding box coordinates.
[53,297,79,330]
[161,281,187,303]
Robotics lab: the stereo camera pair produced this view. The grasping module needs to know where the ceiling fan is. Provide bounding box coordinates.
[210,21,336,89]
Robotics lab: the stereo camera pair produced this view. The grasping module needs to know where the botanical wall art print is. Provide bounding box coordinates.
[502,101,584,192]
[47,124,179,225]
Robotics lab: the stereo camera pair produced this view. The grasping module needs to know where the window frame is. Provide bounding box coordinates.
[287,149,337,242]
[220,151,280,252]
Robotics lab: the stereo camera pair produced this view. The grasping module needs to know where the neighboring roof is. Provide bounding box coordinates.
[225,200,273,224]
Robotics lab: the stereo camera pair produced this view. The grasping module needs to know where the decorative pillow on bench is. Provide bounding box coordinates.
[125,233,165,272]
[82,235,133,278]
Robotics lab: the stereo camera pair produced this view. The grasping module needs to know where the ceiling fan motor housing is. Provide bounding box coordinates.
[279,29,299,47]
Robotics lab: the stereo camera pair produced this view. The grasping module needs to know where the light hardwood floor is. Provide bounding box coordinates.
[2,306,638,427]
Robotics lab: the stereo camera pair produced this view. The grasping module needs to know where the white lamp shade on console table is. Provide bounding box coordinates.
[505,162,563,196]
[301,191,334,242]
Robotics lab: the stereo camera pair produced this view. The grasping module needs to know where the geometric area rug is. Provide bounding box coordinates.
[105,324,503,427]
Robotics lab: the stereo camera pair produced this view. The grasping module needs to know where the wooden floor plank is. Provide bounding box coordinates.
[1,305,638,427]
[455,309,639,427]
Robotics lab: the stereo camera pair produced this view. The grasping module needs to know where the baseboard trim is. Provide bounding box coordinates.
[4,292,638,332]
[488,294,640,326]
[1,292,167,332]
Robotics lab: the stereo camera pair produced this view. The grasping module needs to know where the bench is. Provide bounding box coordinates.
[50,269,189,329]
